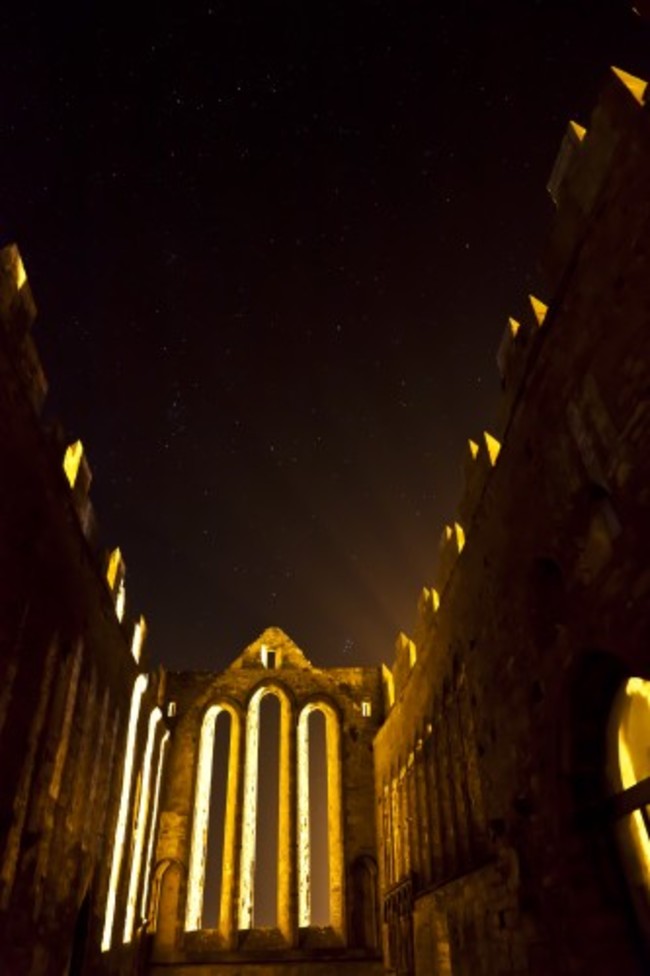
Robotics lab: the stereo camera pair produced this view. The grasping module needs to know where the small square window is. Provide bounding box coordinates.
[261,646,277,669]
[361,700,372,717]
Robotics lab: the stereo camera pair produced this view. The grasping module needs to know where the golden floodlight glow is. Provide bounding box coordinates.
[140,729,169,923]
[611,66,648,105]
[529,295,548,327]
[569,120,587,141]
[63,440,84,488]
[15,252,27,290]
[468,439,479,459]
[382,664,395,709]
[618,728,650,884]
[238,689,263,930]
[297,706,312,927]
[106,548,122,591]
[408,640,417,669]
[131,616,146,664]
[115,579,126,623]
[454,522,465,553]
[186,706,219,929]
[297,702,343,932]
[101,673,148,952]
[626,676,650,704]
[431,588,440,611]
[611,676,650,889]
[186,704,222,931]
[483,431,501,466]
[123,708,162,942]
[508,316,521,339]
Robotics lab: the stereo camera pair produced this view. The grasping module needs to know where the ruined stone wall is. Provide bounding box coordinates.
[374,67,650,976]
[0,245,166,976]
[147,627,383,975]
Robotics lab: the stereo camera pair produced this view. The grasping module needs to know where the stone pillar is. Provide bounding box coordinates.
[277,693,295,944]
[414,738,432,886]
[326,708,344,941]
[219,708,242,946]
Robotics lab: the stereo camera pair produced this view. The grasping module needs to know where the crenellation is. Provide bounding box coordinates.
[544,65,649,290]
[457,432,500,528]
[0,244,37,340]
[435,521,465,597]
[547,119,587,205]
[527,294,548,329]
[371,64,650,976]
[496,314,535,433]
[0,245,46,414]
[1,60,649,976]
[391,631,417,700]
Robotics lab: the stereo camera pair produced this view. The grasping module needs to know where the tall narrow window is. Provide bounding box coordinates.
[140,729,169,925]
[239,686,292,937]
[123,708,162,942]
[186,704,240,937]
[203,709,232,928]
[102,672,148,952]
[254,694,280,926]
[297,702,343,934]
[608,676,650,943]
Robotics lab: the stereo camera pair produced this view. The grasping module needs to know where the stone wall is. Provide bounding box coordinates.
[374,67,650,976]
[0,244,166,976]
[148,627,383,974]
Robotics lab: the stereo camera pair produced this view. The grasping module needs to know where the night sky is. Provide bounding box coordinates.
[2,3,649,672]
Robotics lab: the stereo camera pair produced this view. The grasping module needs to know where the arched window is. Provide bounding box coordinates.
[151,860,185,951]
[140,729,170,927]
[101,672,148,952]
[186,703,241,937]
[608,676,650,944]
[239,685,292,937]
[123,707,162,942]
[350,855,378,948]
[297,701,343,935]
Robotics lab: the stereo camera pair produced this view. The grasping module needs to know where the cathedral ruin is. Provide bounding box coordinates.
[0,66,649,975]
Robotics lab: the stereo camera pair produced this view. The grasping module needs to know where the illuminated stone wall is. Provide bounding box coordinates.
[374,67,650,976]
[148,627,384,974]
[0,245,169,975]
[1,63,648,976]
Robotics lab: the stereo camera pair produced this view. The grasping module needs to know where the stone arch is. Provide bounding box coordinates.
[101,671,149,952]
[349,854,379,949]
[607,674,650,948]
[562,650,647,961]
[67,887,91,976]
[297,698,344,935]
[185,700,242,937]
[239,682,294,939]
[123,706,163,943]
[151,859,186,952]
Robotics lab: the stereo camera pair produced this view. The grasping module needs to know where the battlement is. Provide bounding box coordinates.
[383,64,650,700]
[0,243,47,413]
[0,242,150,670]
[544,65,649,288]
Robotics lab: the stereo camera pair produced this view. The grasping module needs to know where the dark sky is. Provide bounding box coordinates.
[2,2,649,671]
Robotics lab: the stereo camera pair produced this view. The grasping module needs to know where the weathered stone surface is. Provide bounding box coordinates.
[0,65,649,976]
[374,65,650,976]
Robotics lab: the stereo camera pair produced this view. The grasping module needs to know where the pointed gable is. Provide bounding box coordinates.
[227,626,313,671]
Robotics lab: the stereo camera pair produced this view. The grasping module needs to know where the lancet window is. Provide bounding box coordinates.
[608,675,650,945]
[186,703,241,934]
[297,701,343,930]
[185,683,344,942]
